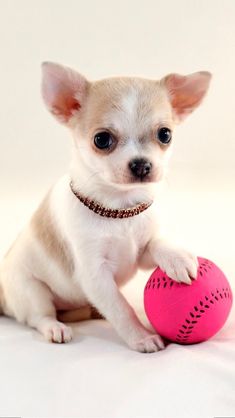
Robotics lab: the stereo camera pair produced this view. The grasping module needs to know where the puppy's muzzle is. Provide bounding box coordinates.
[128,158,152,181]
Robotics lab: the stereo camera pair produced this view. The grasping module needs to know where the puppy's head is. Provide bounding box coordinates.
[42,63,211,191]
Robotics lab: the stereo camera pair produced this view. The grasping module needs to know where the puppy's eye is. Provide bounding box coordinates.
[94,131,113,150]
[157,127,172,144]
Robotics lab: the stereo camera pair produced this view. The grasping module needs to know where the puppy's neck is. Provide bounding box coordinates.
[69,158,157,210]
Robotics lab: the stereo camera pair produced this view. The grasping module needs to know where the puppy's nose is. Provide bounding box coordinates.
[128,158,152,179]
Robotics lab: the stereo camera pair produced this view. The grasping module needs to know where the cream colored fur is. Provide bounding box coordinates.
[0,63,211,352]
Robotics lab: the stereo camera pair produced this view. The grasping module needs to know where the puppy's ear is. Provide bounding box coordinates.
[41,62,89,124]
[162,71,212,122]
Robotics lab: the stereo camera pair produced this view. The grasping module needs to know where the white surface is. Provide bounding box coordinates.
[1,0,235,417]
[0,312,234,418]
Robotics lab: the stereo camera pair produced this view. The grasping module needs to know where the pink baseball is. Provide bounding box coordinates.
[144,257,233,344]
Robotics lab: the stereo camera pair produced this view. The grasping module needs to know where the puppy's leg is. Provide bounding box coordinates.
[4,274,72,343]
[139,238,199,285]
[79,264,165,353]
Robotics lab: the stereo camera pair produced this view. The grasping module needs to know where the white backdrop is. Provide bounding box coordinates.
[0,1,235,418]
[0,0,235,192]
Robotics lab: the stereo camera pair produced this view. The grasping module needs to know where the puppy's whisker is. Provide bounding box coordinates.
[163,174,172,190]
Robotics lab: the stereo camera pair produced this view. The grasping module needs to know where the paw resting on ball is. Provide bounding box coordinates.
[154,243,199,285]
[144,257,233,344]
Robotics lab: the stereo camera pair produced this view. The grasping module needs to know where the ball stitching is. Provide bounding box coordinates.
[175,287,232,343]
[144,259,232,344]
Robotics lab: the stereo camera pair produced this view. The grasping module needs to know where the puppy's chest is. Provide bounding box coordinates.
[99,217,151,283]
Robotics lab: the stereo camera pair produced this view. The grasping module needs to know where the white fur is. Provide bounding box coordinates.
[0,63,211,352]
[0,171,197,351]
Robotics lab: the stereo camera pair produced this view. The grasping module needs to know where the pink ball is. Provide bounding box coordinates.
[144,257,233,344]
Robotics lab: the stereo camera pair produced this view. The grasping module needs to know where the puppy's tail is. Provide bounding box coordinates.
[57,305,104,323]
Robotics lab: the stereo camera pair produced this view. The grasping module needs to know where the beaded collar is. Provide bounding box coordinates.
[70,181,153,219]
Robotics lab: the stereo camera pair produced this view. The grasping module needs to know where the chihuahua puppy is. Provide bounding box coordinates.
[0,63,211,352]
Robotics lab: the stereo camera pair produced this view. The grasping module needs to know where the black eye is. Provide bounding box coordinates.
[94,131,113,150]
[157,127,172,144]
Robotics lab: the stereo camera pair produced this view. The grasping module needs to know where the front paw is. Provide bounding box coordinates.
[155,243,199,285]
[127,328,165,353]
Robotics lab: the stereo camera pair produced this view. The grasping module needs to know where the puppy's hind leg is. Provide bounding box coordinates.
[27,279,73,343]
[5,274,73,343]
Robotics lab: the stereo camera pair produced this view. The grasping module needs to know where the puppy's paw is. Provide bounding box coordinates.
[128,329,165,353]
[42,321,73,343]
[155,243,199,285]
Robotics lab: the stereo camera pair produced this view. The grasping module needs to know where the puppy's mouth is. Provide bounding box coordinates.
[111,174,161,189]
[125,168,162,185]
[128,174,155,184]
[106,167,163,189]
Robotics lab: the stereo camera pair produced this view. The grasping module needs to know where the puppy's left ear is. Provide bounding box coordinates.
[162,71,212,123]
[41,62,89,124]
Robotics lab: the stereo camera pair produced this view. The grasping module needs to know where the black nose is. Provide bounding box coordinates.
[128,158,152,179]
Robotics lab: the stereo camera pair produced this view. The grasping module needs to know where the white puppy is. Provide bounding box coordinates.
[0,63,211,352]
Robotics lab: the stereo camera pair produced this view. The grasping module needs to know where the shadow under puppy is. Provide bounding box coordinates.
[0,63,211,352]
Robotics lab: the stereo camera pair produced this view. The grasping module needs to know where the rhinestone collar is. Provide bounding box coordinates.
[70,181,153,219]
